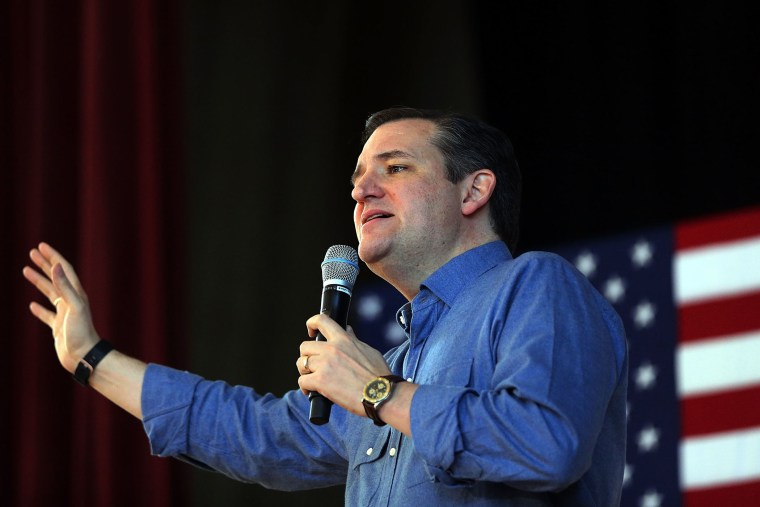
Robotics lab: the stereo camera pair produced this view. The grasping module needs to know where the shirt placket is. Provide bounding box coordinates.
[375,293,441,505]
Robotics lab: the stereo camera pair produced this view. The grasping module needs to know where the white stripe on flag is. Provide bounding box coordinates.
[680,426,760,489]
[674,236,760,304]
[676,330,760,397]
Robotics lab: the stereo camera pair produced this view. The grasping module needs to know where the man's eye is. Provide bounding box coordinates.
[389,165,406,174]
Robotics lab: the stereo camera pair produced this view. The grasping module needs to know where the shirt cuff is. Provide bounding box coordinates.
[410,384,473,484]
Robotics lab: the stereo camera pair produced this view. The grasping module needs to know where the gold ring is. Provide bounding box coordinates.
[303,356,310,373]
[53,297,62,306]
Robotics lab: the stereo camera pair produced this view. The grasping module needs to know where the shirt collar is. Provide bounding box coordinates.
[420,241,512,307]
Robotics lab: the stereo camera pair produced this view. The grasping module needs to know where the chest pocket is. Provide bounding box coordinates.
[417,357,474,387]
[345,425,391,501]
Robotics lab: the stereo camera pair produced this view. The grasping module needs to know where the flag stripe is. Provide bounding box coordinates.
[680,426,760,489]
[676,206,760,251]
[679,291,760,343]
[684,479,760,507]
[681,385,760,437]
[676,330,760,396]
[674,236,760,304]
[549,208,760,506]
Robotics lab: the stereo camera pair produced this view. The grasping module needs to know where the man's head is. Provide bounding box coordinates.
[362,107,522,253]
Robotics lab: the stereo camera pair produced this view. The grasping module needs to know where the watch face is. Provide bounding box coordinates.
[364,378,391,402]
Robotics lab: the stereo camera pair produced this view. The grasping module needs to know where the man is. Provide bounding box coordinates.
[24,107,628,505]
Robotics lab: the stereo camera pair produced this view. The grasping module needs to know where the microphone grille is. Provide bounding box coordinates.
[321,245,360,288]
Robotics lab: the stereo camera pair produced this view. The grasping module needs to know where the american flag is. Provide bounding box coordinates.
[349,205,760,506]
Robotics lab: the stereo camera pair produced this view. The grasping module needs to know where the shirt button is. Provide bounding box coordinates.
[389,447,397,457]
[406,378,413,382]
[366,447,373,456]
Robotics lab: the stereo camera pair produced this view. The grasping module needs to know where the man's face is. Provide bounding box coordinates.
[351,119,466,278]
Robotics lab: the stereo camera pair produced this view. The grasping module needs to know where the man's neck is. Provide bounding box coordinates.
[370,233,500,301]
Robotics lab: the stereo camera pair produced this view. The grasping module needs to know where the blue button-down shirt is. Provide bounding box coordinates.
[142,241,627,505]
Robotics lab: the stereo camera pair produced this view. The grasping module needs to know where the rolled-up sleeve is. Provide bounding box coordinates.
[142,363,204,457]
[408,253,627,492]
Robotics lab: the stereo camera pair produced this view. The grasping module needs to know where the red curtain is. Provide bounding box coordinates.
[1,1,186,505]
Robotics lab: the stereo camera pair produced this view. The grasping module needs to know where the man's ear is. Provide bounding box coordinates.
[461,169,496,216]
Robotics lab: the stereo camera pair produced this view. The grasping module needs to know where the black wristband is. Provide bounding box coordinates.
[73,340,114,386]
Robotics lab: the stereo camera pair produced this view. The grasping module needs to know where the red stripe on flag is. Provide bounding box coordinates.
[679,291,760,343]
[681,385,760,437]
[676,206,760,251]
[684,479,760,507]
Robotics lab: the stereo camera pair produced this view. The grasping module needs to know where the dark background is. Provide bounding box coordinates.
[3,1,758,506]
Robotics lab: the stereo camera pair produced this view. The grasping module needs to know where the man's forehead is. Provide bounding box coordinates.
[356,119,437,163]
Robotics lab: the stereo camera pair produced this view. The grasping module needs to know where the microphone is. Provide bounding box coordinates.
[309,245,360,425]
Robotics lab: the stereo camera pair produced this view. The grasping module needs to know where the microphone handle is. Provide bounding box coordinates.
[309,285,352,425]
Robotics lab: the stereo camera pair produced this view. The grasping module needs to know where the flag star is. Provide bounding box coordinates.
[357,294,383,321]
[623,463,633,487]
[633,300,657,329]
[384,320,407,345]
[637,425,661,453]
[635,361,658,390]
[575,251,598,278]
[639,489,664,507]
[631,239,654,268]
[604,275,626,303]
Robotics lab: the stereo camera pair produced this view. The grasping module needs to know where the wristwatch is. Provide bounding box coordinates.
[73,340,114,386]
[362,375,405,426]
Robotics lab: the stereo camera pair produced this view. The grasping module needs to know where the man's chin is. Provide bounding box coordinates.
[357,241,390,267]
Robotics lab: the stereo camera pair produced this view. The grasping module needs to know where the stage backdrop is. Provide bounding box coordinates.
[1,1,186,506]
[4,1,759,507]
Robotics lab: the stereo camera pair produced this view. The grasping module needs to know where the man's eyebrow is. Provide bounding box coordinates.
[351,150,416,185]
[374,149,416,161]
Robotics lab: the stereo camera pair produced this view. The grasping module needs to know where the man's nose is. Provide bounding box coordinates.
[351,171,381,202]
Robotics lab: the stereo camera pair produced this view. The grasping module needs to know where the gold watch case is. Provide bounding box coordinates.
[363,377,392,405]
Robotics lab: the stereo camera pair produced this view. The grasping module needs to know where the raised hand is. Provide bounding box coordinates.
[22,242,101,373]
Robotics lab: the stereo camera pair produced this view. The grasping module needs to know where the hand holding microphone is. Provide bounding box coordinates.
[307,245,360,425]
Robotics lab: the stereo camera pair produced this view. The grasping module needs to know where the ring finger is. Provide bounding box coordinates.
[298,355,315,375]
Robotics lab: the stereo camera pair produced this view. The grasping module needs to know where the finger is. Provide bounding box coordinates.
[29,248,54,278]
[39,243,87,295]
[297,375,311,396]
[51,263,82,310]
[305,314,346,342]
[296,355,311,375]
[29,302,56,329]
[299,338,326,356]
[297,373,322,397]
[22,266,59,303]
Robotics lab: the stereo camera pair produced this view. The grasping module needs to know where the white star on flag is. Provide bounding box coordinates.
[639,489,663,507]
[604,275,626,303]
[631,239,654,268]
[356,294,383,320]
[574,251,598,278]
[635,362,658,391]
[637,425,661,453]
[633,300,656,329]
[384,320,407,345]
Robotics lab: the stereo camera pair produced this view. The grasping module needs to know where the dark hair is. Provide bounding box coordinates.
[363,107,522,252]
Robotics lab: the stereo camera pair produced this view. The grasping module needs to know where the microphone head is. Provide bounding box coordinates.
[321,245,360,289]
